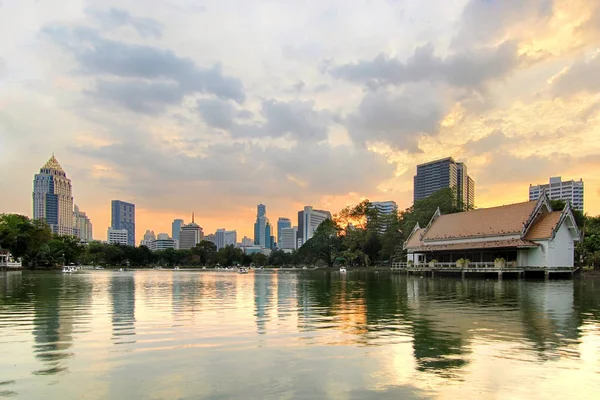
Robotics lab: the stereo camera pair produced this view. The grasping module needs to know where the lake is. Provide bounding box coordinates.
[1,270,599,399]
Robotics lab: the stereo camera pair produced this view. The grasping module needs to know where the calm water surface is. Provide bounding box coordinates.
[1,270,599,399]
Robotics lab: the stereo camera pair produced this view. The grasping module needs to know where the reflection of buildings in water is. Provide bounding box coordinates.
[111,274,136,343]
[254,273,273,334]
[520,280,579,357]
[276,273,297,319]
[172,274,202,320]
[32,275,92,375]
[1,271,22,297]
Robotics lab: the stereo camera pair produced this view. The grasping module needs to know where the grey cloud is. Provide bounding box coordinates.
[87,8,164,39]
[346,84,445,152]
[314,84,330,93]
[43,25,245,112]
[452,0,554,49]
[330,41,520,90]
[0,57,5,79]
[551,55,600,97]
[197,98,236,130]
[464,130,508,154]
[197,98,333,142]
[89,80,184,114]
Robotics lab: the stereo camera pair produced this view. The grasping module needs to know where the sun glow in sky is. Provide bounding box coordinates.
[1,0,600,241]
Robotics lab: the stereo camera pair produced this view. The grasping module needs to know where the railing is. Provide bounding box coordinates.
[397,261,520,270]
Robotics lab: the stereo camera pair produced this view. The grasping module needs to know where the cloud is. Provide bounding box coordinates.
[196,98,333,142]
[551,55,600,97]
[346,84,445,152]
[330,41,520,90]
[480,151,572,183]
[452,0,554,49]
[71,137,395,205]
[43,26,245,112]
[87,8,164,39]
[464,130,509,154]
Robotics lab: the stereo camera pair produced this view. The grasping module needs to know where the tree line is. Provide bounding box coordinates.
[2,188,600,268]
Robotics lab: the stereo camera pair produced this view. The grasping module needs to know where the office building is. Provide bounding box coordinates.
[279,226,298,252]
[33,154,74,235]
[226,230,237,247]
[107,228,128,245]
[265,222,275,249]
[529,176,584,211]
[413,157,474,208]
[172,219,184,241]
[140,230,156,247]
[111,200,135,247]
[179,213,203,250]
[215,229,227,249]
[241,236,254,247]
[205,233,217,246]
[300,206,332,246]
[73,205,93,242]
[149,233,177,251]
[369,201,398,233]
[254,204,267,247]
[277,217,291,243]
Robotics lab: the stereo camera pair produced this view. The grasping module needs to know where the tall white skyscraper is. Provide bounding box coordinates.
[215,229,227,250]
[529,176,584,211]
[73,204,93,242]
[301,206,331,246]
[33,154,74,236]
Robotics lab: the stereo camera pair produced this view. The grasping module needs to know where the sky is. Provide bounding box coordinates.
[1,0,600,242]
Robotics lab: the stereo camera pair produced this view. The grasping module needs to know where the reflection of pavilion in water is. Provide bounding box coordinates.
[32,275,92,375]
[111,274,136,344]
[405,277,581,376]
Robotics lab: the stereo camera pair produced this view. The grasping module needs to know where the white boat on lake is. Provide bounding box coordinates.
[339,267,347,273]
[62,266,76,273]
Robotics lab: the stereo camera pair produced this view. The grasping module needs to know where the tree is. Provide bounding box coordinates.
[300,219,342,267]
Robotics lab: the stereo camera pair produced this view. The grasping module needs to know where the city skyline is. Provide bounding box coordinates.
[3,1,600,241]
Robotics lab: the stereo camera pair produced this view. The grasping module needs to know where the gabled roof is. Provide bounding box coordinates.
[404,226,425,249]
[422,201,537,241]
[524,212,562,240]
[409,238,538,252]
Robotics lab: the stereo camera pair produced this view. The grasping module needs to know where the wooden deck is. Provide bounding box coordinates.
[391,262,577,279]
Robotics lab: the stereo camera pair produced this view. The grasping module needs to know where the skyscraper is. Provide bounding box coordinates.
[225,230,237,247]
[215,229,227,250]
[529,177,584,211]
[172,219,184,241]
[73,204,93,242]
[300,206,331,246]
[254,204,267,247]
[279,226,297,251]
[179,213,203,250]
[370,201,398,233]
[33,154,73,235]
[277,217,291,244]
[413,157,474,208]
[111,200,135,247]
[265,222,274,249]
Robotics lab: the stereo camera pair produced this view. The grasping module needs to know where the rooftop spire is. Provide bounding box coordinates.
[192,212,195,223]
[41,154,65,173]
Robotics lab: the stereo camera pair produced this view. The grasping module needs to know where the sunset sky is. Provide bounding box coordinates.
[1,0,599,242]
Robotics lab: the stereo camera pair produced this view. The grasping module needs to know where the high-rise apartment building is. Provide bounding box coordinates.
[73,204,93,242]
[178,213,203,250]
[225,230,237,247]
[33,155,74,235]
[529,176,584,211]
[279,226,297,252]
[413,157,474,208]
[215,229,227,250]
[254,204,267,247]
[241,236,254,247]
[370,201,398,233]
[111,200,135,247]
[300,206,331,246]
[172,219,184,241]
[140,230,156,247]
[277,217,291,243]
[107,227,128,245]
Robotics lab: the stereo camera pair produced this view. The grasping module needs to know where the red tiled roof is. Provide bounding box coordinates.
[524,211,562,240]
[405,227,424,249]
[410,239,539,252]
[422,201,537,241]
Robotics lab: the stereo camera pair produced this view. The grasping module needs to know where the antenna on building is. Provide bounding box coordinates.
[192,212,195,223]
